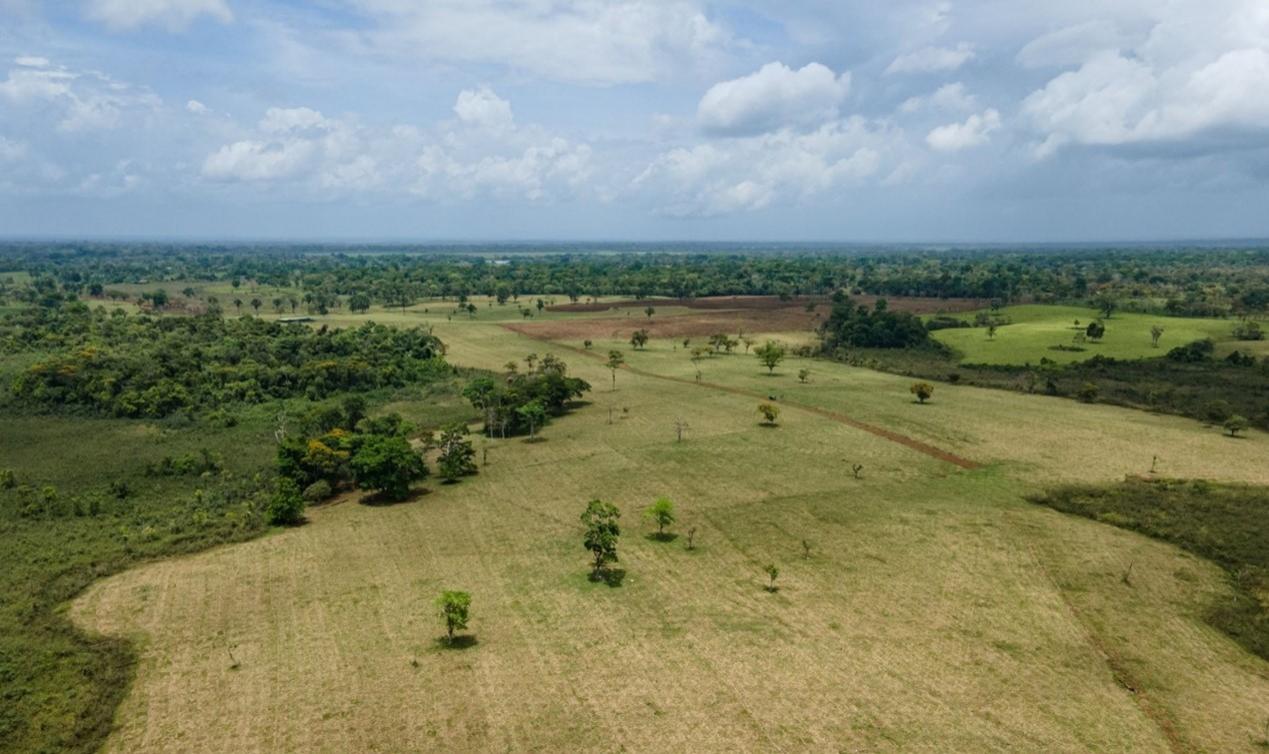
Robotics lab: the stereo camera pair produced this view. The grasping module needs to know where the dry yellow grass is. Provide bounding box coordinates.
[70,320,1269,752]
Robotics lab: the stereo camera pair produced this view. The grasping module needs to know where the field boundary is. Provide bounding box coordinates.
[506,328,982,470]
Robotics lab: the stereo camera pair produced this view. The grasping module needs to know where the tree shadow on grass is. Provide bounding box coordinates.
[433,635,480,651]
[644,532,679,543]
[359,488,430,507]
[588,568,626,588]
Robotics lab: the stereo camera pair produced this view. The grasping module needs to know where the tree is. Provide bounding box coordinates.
[1085,321,1106,341]
[606,350,624,390]
[910,382,933,404]
[267,477,306,525]
[630,329,650,350]
[349,292,372,312]
[1224,415,1249,437]
[1095,294,1118,319]
[763,563,779,592]
[581,499,621,578]
[233,297,243,313]
[1076,382,1099,403]
[250,297,262,314]
[350,434,427,501]
[516,400,547,440]
[1150,324,1165,348]
[644,305,655,319]
[583,339,593,350]
[757,402,780,425]
[644,497,675,539]
[797,368,810,383]
[754,340,785,374]
[436,590,471,644]
[986,323,997,340]
[437,423,477,481]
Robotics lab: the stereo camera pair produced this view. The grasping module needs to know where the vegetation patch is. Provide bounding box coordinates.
[1028,478,1269,661]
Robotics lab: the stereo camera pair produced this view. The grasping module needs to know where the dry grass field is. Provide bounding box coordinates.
[70,306,1269,752]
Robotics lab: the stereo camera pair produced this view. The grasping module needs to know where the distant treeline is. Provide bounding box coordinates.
[3,243,1269,316]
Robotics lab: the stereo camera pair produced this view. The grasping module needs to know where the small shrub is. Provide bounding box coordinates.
[302,479,333,502]
[909,382,933,404]
[267,477,306,525]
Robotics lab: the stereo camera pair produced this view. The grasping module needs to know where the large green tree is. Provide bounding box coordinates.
[581,499,621,578]
[350,434,427,501]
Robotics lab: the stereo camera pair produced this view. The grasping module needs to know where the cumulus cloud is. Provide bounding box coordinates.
[1017,20,1127,68]
[0,58,160,132]
[697,62,850,136]
[926,109,1001,151]
[636,117,897,216]
[85,0,233,31]
[453,86,514,130]
[201,89,593,202]
[185,99,208,114]
[14,55,49,67]
[331,0,734,85]
[885,43,975,74]
[899,82,976,113]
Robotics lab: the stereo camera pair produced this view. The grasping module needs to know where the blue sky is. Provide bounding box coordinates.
[1,0,1268,241]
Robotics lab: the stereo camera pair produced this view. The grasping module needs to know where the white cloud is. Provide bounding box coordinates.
[697,62,850,136]
[202,139,317,182]
[899,82,976,113]
[637,118,897,216]
[14,55,49,68]
[1017,20,1127,69]
[85,0,233,31]
[0,59,160,132]
[185,99,208,114]
[926,109,1001,151]
[885,43,975,74]
[259,106,330,133]
[324,0,734,85]
[453,86,514,130]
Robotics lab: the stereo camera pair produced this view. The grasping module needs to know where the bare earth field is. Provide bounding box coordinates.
[69,305,1269,753]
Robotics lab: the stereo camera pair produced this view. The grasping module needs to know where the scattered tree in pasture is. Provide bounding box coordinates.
[755,340,785,374]
[1224,415,1249,437]
[1150,324,1165,348]
[644,497,676,538]
[644,305,655,319]
[686,526,697,550]
[583,339,593,349]
[350,434,427,501]
[673,418,689,442]
[606,350,625,390]
[797,368,810,383]
[516,400,547,440]
[581,499,621,579]
[630,328,650,350]
[910,382,933,404]
[250,298,262,314]
[536,298,545,313]
[267,477,306,525]
[801,539,812,559]
[1232,320,1264,340]
[1095,294,1118,319]
[851,463,863,479]
[436,590,472,644]
[763,563,780,592]
[437,423,478,481]
[757,402,781,425]
[741,336,754,353]
[986,323,997,340]
[1076,381,1099,403]
[233,297,243,313]
[1085,321,1106,341]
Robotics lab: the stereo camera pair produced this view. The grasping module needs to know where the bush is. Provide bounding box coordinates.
[267,478,306,525]
[302,479,333,503]
[1076,382,1099,403]
[909,382,933,404]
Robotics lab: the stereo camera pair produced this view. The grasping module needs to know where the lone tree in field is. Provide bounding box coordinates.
[798,368,810,383]
[644,497,676,539]
[436,590,471,645]
[644,305,655,319]
[581,499,621,579]
[755,340,785,374]
[1223,415,1249,437]
[763,563,780,592]
[1085,321,1106,342]
[987,323,997,340]
[910,382,933,404]
[757,402,781,425]
[516,400,547,440]
[1150,324,1165,348]
[267,477,306,525]
[606,350,625,390]
[350,435,428,501]
[436,423,477,482]
[1095,294,1118,319]
[630,328,650,350]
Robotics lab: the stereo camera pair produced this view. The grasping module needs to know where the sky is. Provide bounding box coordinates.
[1,0,1268,242]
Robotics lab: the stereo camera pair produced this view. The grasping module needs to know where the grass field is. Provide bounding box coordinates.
[67,310,1269,753]
[932,305,1242,365]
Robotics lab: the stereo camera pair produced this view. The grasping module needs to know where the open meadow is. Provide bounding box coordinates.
[66,301,1269,753]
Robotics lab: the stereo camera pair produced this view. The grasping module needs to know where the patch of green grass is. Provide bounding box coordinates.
[932,305,1237,365]
[1028,478,1269,661]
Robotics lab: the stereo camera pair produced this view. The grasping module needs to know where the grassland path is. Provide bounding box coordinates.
[506,328,982,470]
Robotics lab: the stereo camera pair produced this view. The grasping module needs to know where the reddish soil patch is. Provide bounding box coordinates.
[507,308,822,341]
[549,294,984,315]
